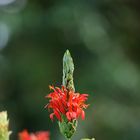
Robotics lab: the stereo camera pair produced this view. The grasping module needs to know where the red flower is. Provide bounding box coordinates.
[19,130,50,140]
[45,86,89,121]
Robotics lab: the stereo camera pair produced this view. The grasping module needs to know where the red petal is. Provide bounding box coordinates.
[81,110,85,120]
[71,112,77,119]
[66,112,71,121]
[50,113,54,121]
[54,110,61,121]
[19,130,31,140]
[36,131,50,140]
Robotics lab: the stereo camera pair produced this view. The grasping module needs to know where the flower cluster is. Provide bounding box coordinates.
[19,130,50,140]
[45,86,89,122]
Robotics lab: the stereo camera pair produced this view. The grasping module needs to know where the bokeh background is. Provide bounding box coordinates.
[0,0,140,140]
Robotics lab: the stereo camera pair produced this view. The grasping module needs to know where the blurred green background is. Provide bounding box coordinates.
[0,0,140,140]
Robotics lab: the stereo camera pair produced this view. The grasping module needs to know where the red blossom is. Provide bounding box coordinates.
[19,130,50,140]
[45,86,89,121]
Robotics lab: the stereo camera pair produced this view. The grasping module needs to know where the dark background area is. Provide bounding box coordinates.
[0,0,140,140]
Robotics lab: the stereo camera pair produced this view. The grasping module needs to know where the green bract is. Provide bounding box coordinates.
[0,111,11,140]
[58,115,77,139]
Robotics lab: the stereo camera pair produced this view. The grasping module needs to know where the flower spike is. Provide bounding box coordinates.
[45,50,89,140]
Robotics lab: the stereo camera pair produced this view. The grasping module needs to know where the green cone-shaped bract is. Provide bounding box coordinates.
[58,115,77,139]
[0,111,11,140]
[63,50,75,92]
[59,50,77,140]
